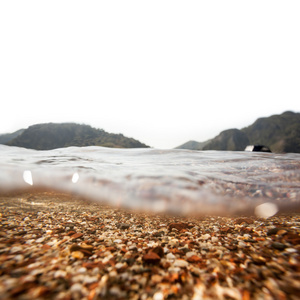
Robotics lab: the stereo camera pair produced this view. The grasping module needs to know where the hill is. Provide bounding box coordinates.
[0,129,24,144]
[242,111,300,153]
[175,140,211,150]
[4,123,149,150]
[177,111,300,153]
[202,129,249,151]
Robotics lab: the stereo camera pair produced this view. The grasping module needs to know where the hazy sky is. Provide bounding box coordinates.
[1,1,299,149]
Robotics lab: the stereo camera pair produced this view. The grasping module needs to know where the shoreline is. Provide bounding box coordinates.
[0,191,299,299]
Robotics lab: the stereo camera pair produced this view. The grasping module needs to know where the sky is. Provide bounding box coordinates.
[0,1,299,149]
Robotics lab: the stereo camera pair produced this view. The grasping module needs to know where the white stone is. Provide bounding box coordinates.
[200,234,211,240]
[153,292,164,300]
[77,267,87,273]
[54,270,67,278]
[166,253,176,260]
[113,239,122,244]
[35,237,45,243]
[174,259,189,268]
[169,239,179,246]
[238,241,246,248]
[186,252,197,258]
[70,283,83,293]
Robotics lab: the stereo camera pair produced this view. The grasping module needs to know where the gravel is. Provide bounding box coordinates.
[0,191,299,299]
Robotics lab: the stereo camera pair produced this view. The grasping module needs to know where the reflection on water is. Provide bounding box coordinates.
[0,145,299,216]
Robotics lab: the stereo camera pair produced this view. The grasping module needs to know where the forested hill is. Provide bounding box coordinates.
[4,123,149,150]
[176,111,300,153]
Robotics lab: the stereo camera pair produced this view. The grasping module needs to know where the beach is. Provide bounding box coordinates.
[0,191,299,300]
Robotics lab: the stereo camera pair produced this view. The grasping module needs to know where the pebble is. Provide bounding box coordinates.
[272,242,286,250]
[118,223,130,230]
[113,239,122,244]
[166,252,176,260]
[70,283,83,293]
[238,241,247,248]
[54,270,67,278]
[211,236,219,243]
[174,259,189,268]
[35,237,45,243]
[1,192,299,300]
[169,238,179,246]
[200,234,211,240]
[153,292,164,300]
[186,251,197,258]
[142,252,161,264]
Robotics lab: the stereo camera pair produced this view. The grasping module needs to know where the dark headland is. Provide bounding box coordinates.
[176,111,300,153]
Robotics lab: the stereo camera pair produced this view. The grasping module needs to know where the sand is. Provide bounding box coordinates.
[0,191,299,300]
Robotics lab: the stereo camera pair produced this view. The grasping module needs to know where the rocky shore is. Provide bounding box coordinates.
[0,191,299,299]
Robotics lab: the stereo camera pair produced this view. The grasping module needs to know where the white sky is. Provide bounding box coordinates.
[0,1,299,149]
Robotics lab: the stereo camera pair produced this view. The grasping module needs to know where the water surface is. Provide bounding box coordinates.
[0,145,299,216]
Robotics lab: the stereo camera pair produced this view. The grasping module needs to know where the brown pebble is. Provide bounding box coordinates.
[71,251,84,259]
[118,223,130,230]
[142,252,161,264]
[168,222,192,231]
[272,242,286,250]
[234,218,254,225]
[70,233,83,239]
[187,255,202,263]
[69,244,93,256]
[151,246,164,258]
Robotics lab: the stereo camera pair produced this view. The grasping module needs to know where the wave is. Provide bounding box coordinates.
[0,145,299,217]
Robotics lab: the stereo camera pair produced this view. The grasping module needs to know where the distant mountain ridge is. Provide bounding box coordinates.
[2,123,149,150]
[176,111,300,153]
[175,140,211,150]
[0,129,24,144]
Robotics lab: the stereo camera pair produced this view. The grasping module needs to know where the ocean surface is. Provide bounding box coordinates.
[0,145,299,217]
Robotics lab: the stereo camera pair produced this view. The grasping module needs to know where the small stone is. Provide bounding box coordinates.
[151,246,164,258]
[153,291,164,300]
[174,259,189,268]
[142,252,161,265]
[77,267,87,273]
[29,286,50,298]
[267,228,280,236]
[35,237,45,243]
[118,223,130,230]
[186,251,197,258]
[166,253,176,260]
[277,229,287,235]
[151,274,163,284]
[54,270,67,278]
[200,234,211,240]
[70,233,84,240]
[211,237,219,243]
[72,251,84,259]
[70,283,83,293]
[238,241,247,248]
[234,218,254,225]
[272,242,286,250]
[152,231,164,237]
[113,239,122,244]
[187,255,202,263]
[115,262,127,269]
[168,222,192,231]
[251,254,266,265]
[285,248,297,253]
[109,286,125,298]
[169,239,179,246]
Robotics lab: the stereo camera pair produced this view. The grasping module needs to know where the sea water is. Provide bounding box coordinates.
[0,145,299,217]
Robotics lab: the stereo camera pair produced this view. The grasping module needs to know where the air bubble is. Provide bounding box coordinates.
[23,170,33,186]
[255,202,278,218]
[72,172,79,183]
